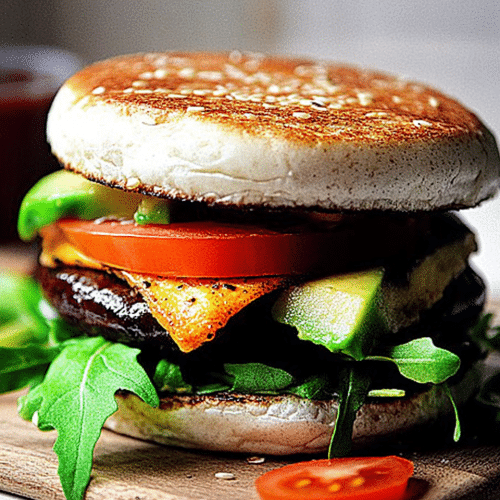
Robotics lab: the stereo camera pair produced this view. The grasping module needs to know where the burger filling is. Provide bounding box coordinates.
[1,169,497,500]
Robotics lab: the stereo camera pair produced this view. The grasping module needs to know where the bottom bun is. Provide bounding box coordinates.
[105,366,481,455]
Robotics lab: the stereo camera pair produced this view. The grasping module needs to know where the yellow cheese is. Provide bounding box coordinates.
[39,224,104,270]
[116,270,287,352]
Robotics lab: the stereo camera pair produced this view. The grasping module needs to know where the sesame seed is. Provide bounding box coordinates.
[268,84,280,94]
[429,97,440,108]
[91,86,106,95]
[365,112,388,117]
[229,50,243,64]
[132,80,147,88]
[123,88,134,93]
[231,91,250,101]
[244,59,261,72]
[167,94,188,98]
[392,96,402,104]
[413,119,433,127]
[186,106,205,113]
[299,99,313,106]
[357,92,373,106]
[139,71,154,79]
[178,67,195,78]
[193,89,210,96]
[154,68,169,79]
[253,72,272,84]
[135,89,153,94]
[215,472,235,480]
[316,81,340,94]
[153,56,168,67]
[224,64,246,80]
[198,71,223,81]
[243,113,256,119]
[294,65,313,77]
[246,456,265,464]
[293,112,311,119]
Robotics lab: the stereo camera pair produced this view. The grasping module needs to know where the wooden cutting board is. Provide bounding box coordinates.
[1,384,500,500]
[1,387,500,500]
[0,248,499,499]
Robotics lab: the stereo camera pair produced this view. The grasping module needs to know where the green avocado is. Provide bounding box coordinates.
[272,268,386,360]
[17,170,169,241]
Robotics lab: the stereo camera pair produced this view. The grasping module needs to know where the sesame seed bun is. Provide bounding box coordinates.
[104,364,480,455]
[47,52,500,211]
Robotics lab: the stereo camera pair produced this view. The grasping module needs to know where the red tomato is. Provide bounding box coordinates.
[255,456,414,500]
[51,219,340,278]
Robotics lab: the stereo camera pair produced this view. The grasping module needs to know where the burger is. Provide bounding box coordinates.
[6,52,500,500]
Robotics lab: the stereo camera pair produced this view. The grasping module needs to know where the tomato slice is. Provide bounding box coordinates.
[50,219,340,278]
[255,456,414,500]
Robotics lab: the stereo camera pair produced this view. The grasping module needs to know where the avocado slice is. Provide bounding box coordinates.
[272,268,386,360]
[18,170,165,241]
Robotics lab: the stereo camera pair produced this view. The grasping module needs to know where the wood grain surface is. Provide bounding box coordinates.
[0,250,499,500]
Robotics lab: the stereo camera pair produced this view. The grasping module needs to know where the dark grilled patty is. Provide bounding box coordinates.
[36,264,180,351]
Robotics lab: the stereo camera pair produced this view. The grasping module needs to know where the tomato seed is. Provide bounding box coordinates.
[294,478,312,488]
[328,482,341,492]
[350,477,365,487]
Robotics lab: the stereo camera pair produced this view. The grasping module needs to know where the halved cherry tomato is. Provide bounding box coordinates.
[255,456,414,500]
[50,219,339,278]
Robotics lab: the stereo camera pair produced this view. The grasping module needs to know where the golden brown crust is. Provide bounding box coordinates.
[47,51,500,211]
[65,51,484,145]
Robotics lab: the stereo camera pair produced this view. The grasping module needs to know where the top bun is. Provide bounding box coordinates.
[47,51,500,211]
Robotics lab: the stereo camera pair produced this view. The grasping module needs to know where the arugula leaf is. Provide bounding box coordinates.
[0,271,51,347]
[0,344,62,393]
[368,337,460,384]
[153,359,193,393]
[194,381,232,394]
[224,363,295,393]
[443,382,461,442]
[328,364,371,458]
[18,336,159,500]
[0,271,81,394]
[288,374,334,400]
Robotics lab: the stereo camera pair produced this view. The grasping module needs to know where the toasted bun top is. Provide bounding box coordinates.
[47,51,500,211]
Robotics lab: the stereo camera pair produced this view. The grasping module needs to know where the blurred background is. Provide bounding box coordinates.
[1,0,499,293]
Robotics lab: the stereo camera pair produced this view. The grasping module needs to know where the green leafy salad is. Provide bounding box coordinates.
[1,267,500,500]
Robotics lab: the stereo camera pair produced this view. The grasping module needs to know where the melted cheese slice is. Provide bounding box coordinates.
[39,224,104,270]
[39,224,287,352]
[116,271,287,352]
